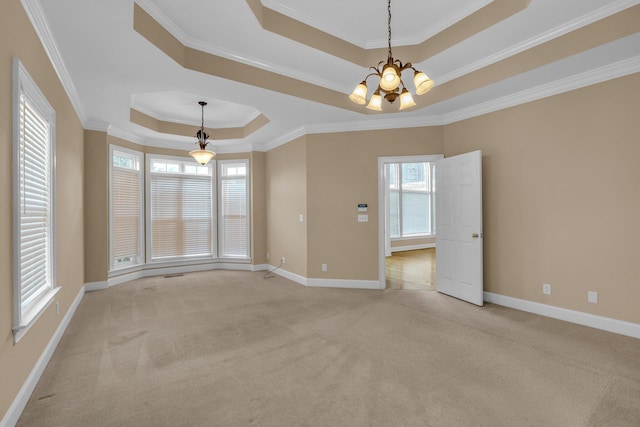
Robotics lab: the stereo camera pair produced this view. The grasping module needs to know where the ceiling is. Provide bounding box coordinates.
[27,0,640,152]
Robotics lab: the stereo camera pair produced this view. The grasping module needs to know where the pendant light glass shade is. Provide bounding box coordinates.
[189,149,216,166]
[413,71,435,95]
[398,88,416,110]
[380,64,401,91]
[189,101,216,166]
[366,91,383,111]
[349,82,368,105]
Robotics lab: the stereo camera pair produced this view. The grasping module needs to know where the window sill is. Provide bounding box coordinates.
[391,235,435,241]
[13,286,61,343]
[108,257,252,278]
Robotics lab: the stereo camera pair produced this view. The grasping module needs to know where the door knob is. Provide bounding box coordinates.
[472,233,479,239]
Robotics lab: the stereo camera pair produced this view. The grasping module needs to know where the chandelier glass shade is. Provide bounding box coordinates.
[189,101,216,165]
[349,0,434,111]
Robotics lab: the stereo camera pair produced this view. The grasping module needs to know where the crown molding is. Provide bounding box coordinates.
[437,0,640,85]
[134,0,349,94]
[257,127,307,152]
[130,101,263,129]
[305,115,443,135]
[20,0,87,125]
[262,0,492,50]
[107,126,146,145]
[84,120,110,132]
[441,55,640,124]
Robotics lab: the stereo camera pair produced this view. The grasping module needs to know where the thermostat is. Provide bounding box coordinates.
[357,203,368,212]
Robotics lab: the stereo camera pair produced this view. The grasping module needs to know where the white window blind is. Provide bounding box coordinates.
[18,96,52,308]
[110,148,143,269]
[219,161,249,258]
[149,158,214,260]
[13,59,58,340]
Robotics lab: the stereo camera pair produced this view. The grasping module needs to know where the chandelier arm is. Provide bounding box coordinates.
[363,72,382,82]
[399,62,412,71]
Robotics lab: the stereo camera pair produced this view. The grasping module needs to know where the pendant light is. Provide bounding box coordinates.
[189,101,216,165]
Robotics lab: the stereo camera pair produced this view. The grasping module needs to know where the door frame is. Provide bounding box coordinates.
[377,154,444,289]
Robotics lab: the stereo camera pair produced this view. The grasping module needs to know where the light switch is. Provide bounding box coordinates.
[299,214,304,222]
[358,214,368,222]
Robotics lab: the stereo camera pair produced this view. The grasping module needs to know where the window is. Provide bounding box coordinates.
[218,160,250,258]
[147,155,215,261]
[109,146,144,270]
[386,161,437,238]
[12,59,59,340]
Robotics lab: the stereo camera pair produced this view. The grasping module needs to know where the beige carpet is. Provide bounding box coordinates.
[17,270,640,426]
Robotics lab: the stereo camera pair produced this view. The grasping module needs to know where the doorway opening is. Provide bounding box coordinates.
[377,155,443,290]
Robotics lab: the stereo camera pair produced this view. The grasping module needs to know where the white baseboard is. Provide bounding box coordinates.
[306,278,383,290]
[252,264,269,272]
[268,266,383,290]
[484,292,640,340]
[391,243,436,253]
[0,286,85,427]
[84,281,108,292]
[267,266,308,285]
[97,263,266,290]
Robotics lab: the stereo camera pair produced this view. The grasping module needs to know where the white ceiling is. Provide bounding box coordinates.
[30,0,640,152]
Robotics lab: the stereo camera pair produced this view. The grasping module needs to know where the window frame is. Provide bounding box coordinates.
[384,155,442,241]
[217,159,251,259]
[12,58,59,342]
[145,153,217,263]
[109,144,145,272]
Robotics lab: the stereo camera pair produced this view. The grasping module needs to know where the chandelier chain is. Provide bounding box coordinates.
[387,0,392,60]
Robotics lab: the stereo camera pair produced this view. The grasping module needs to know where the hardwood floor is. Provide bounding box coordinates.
[385,248,436,291]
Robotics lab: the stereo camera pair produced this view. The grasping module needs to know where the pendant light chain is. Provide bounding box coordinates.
[201,103,205,130]
[387,0,393,61]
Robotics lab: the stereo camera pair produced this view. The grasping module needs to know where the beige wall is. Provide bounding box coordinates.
[250,151,267,265]
[84,130,109,282]
[443,73,640,324]
[306,128,443,279]
[265,136,308,276]
[1,0,85,420]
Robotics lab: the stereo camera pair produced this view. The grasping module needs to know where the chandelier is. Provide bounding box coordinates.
[349,0,434,111]
[189,101,216,165]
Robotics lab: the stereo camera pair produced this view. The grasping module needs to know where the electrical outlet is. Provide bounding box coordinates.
[588,291,598,304]
[281,257,285,264]
[322,264,327,272]
[543,283,551,295]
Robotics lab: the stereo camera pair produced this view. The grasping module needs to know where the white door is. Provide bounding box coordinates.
[436,150,483,306]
